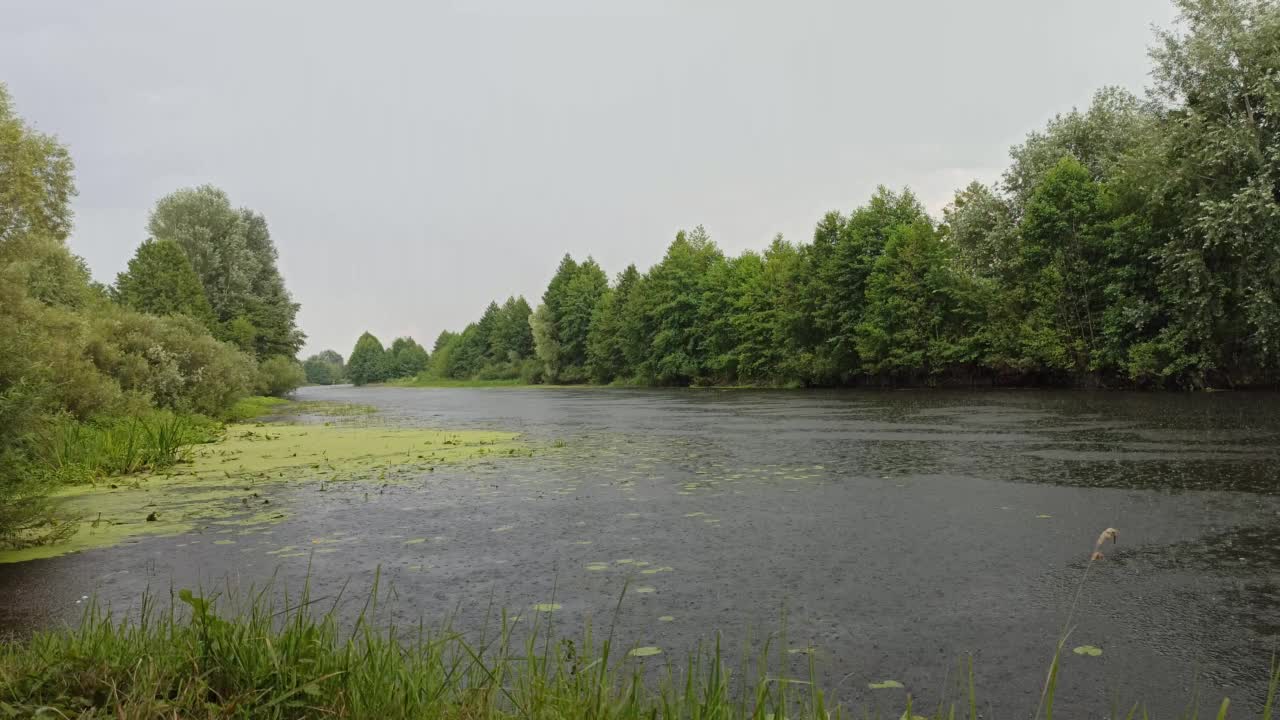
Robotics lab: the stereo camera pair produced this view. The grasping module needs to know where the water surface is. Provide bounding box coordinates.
[4,387,1278,716]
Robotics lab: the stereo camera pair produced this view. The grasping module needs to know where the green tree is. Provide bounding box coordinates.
[112,239,215,326]
[491,296,534,363]
[388,337,429,378]
[0,85,75,247]
[256,356,306,397]
[855,220,982,381]
[586,265,640,383]
[1136,0,1280,385]
[347,332,389,386]
[1015,156,1109,375]
[147,186,304,359]
[303,350,345,385]
[532,256,608,382]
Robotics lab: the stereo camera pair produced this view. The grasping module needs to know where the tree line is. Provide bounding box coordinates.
[329,0,1280,390]
[0,83,306,547]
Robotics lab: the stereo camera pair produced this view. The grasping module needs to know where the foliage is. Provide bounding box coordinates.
[531,256,608,383]
[388,337,430,378]
[255,356,306,398]
[303,350,345,385]
[146,186,305,359]
[418,0,1280,391]
[1,581,1275,719]
[0,83,264,548]
[224,395,290,422]
[347,332,391,386]
[85,307,256,417]
[37,411,215,481]
[112,239,215,326]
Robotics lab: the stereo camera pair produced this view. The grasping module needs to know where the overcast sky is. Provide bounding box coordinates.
[3,0,1178,357]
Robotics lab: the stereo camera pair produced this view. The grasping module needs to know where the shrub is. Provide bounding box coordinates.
[256,356,306,397]
[85,307,255,417]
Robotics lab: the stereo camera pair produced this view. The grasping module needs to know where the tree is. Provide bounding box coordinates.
[586,265,640,383]
[807,188,931,380]
[1015,156,1109,375]
[347,332,389,386]
[855,220,982,381]
[256,356,306,397]
[0,85,75,248]
[388,337,429,378]
[532,255,608,382]
[1137,0,1280,385]
[112,239,215,326]
[491,296,534,362]
[147,186,304,359]
[303,350,345,385]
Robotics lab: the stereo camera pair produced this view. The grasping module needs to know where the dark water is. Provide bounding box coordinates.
[4,387,1279,716]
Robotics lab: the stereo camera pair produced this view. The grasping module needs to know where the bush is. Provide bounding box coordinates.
[85,307,256,417]
[518,357,545,385]
[256,356,306,397]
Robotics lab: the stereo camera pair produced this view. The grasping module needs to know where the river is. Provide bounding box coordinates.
[3,386,1278,717]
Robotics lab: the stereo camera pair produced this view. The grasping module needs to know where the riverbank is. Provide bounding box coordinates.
[3,581,1275,719]
[0,401,525,564]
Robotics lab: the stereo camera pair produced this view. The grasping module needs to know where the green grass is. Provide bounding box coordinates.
[37,412,217,480]
[224,395,291,421]
[1,576,1276,720]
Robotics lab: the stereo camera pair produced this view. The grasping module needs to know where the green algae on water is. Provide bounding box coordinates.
[0,422,523,564]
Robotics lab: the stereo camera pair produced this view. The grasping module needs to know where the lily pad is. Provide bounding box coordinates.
[532,603,562,612]
[1073,645,1103,657]
[868,680,904,690]
[628,646,662,658]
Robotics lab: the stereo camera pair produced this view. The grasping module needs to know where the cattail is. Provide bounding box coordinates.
[1090,527,1118,561]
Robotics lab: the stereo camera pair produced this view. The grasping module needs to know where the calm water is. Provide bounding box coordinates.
[3,387,1279,716]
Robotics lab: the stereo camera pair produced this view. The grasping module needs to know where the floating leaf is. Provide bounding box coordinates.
[403,538,426,545]
[1036,514,1052,519]
[584,562,609,571]
[634,586,656,594]
[868,680,904,690]
[1073,645,1103,657]
[658,615,675,622]
[492,525,514,533]
[532,603,561,612]
[628,646,662,658]
[788,647,814,655]
[213,540,236,545]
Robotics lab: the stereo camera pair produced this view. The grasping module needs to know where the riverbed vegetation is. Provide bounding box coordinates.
[1,572,1276,718]
[323,0,1280,391]
[0,85,308,548]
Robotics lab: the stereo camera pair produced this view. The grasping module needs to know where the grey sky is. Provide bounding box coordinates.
[3,0,1177,357]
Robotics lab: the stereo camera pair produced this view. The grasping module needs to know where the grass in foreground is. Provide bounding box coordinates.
[1,573,1277,720]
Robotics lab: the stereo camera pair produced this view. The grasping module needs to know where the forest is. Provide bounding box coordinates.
[325,0,1280,390]
[0,86,306,548]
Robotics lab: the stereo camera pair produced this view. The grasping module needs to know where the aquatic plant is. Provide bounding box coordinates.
[1,561,1277,718]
